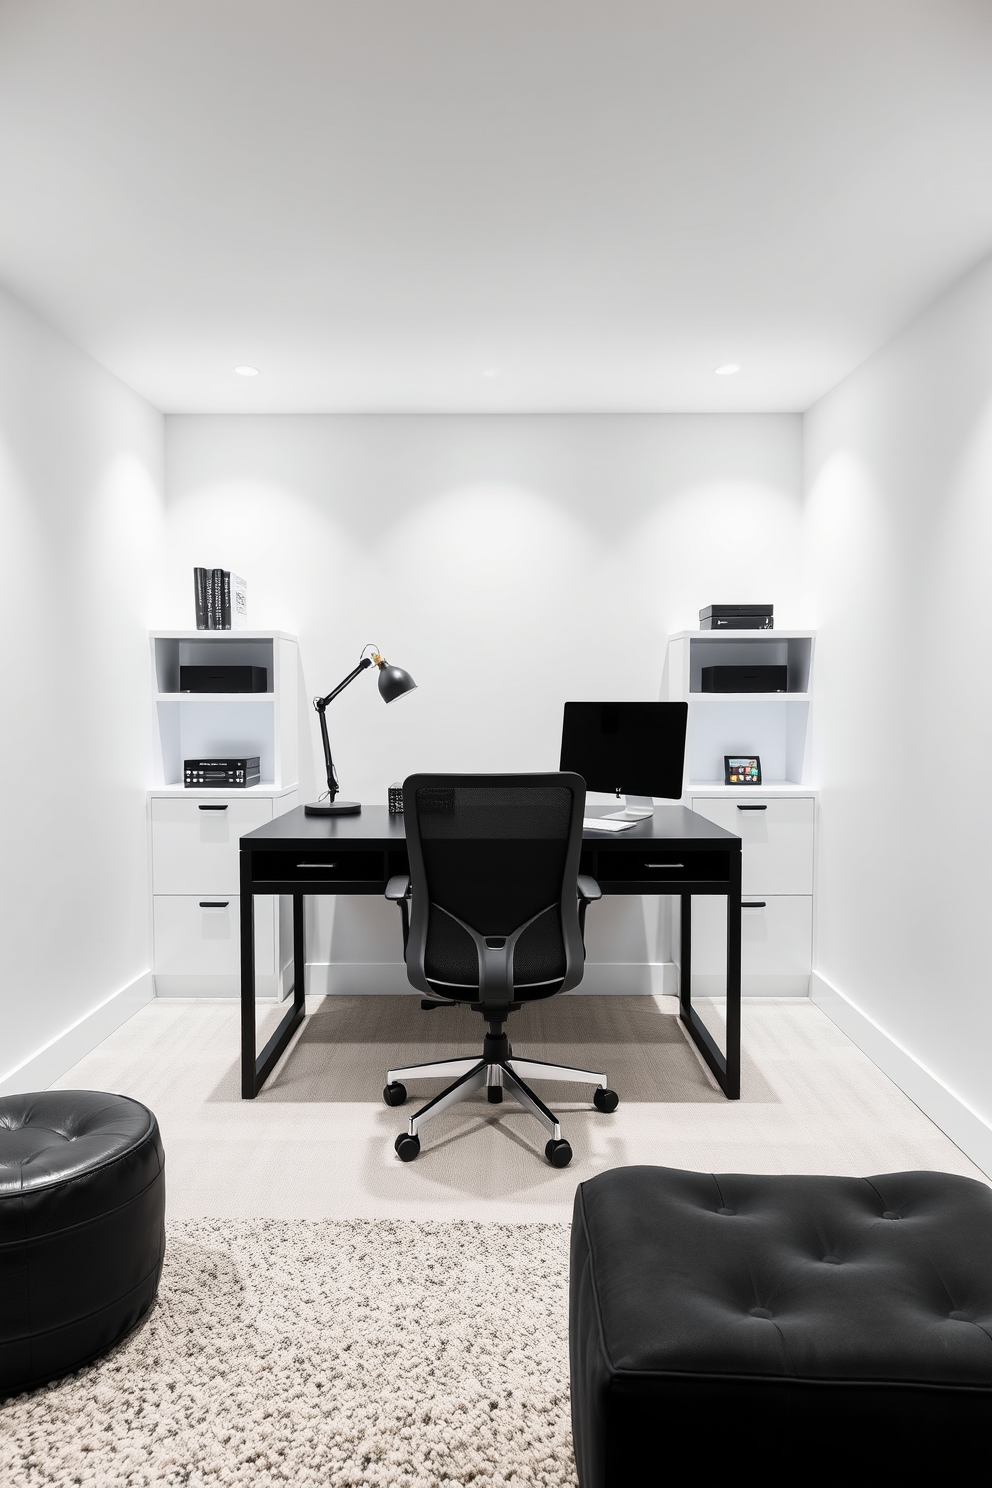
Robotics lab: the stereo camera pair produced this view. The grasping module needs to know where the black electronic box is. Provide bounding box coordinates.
[179,665,268,693]
[701,665,787,693]
[699,604,773,630]
[184,757,261,788]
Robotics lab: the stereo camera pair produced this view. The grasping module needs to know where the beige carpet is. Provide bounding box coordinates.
[52,994,986,1220]
[0,1219,574,1488]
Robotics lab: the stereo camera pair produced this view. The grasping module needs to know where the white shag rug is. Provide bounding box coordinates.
[0,1219,577,1488]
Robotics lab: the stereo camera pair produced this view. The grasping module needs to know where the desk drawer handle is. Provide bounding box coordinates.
[736,804,767,811]
[199,900,230,908]
[646,862,684,869]
[742,901,766,909]
[297,862,338,869]
[198,803,228,811]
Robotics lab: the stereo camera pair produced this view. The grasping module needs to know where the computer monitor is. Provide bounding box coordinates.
[559,701,688,820]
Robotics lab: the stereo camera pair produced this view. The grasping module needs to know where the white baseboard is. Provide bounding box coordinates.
[303,961,679,997]
[811,971,992,1179]
[0,971,155,1097]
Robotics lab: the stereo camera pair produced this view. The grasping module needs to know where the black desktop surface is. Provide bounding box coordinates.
[242,803,739,847]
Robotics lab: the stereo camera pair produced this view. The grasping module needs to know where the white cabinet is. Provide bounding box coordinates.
[688,792,815,995]
[148,630,300,999]
[665,624,818,998]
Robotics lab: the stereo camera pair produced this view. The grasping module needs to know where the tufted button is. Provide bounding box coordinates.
[882,1211,901,1220]
[716,1207,735,1216]
[823,1255,841,1264]
[749,1307,773,1320]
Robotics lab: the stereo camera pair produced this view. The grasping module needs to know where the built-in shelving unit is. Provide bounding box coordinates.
[665,629,817,996]
[148,631,301,999]
[665,630,815,788]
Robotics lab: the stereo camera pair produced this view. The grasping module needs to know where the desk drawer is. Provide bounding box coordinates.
[593,848,731,885]
[249,848,385,887]
[153,894,274,975]
[152,798,273,894]
[689,796,813,894]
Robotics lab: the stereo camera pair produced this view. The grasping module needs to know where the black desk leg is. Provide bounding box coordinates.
[724,853,742,1099]
[678,884,741,1100]
[240,860,307,1098]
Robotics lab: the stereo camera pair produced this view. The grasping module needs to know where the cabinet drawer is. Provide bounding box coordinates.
[151,797,273,894]
[690,796,813,894]
[152,895,274,976]
[688,894,812,995]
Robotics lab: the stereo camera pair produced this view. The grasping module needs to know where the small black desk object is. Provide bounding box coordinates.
[240,805,742,1101]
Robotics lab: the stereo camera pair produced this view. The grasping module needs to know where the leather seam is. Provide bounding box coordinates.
[0,1167,165,1247]
[0,1127,162,1201]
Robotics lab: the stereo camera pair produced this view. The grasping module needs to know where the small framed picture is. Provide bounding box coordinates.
[725,755,761,786]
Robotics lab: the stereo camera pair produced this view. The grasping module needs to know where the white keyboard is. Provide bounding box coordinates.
[582,817,637,833]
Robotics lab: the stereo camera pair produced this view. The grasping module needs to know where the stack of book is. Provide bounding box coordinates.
[193,569,248,630]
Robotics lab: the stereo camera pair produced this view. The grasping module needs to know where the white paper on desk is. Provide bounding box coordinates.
[582,817,637,833]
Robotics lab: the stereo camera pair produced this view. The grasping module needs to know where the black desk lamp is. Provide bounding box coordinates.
[304,644,417,816]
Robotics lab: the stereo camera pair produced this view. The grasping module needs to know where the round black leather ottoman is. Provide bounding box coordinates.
[570,1165,992,1487]
[0,1091,165,1397]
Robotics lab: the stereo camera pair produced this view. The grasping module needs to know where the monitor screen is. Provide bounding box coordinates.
[559,701,688,799]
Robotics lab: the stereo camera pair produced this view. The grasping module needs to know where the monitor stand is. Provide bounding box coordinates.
[604,794,654,822]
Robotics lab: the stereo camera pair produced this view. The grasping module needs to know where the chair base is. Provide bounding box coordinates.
[386,1050,610,1144]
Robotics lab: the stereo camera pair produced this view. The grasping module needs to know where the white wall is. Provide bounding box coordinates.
[804,249,992,1162]
[0,287,165,1092]
[163,413,803,983]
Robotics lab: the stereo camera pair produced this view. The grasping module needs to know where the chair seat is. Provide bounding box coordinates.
[570,1165,992,1485]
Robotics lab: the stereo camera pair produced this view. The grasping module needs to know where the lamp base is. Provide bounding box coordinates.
[304,799,362,816]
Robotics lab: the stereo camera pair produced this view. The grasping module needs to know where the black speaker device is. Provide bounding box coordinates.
[179,665,268,693]
[701,666,787,693]
[184,758,261,787]
[699,604,773,630]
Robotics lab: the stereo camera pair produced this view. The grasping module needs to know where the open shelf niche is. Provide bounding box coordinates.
[150,630,299,791]
[664,630,815,789]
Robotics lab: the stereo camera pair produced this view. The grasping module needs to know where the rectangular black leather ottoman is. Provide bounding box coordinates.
[570,1165,992,1487]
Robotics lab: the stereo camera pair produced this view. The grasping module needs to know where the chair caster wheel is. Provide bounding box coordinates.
[487,1087,504,1104]
[593,1087,619,1114]
[545,1138,572,1168]
[395,1132,420,1161]
[383,1082,407,1107]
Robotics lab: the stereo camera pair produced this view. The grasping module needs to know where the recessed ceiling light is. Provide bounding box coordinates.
[714,363,741,376]
[482,366,500,379]
[234,365,259,377]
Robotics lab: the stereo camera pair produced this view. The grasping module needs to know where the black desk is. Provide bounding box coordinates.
[240,805,742,1101]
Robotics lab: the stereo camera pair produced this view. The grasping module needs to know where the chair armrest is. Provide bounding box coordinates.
[577,874,602,902]
[385,874,411,901]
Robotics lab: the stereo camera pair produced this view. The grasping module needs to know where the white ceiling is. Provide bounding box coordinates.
[2,0,992,414]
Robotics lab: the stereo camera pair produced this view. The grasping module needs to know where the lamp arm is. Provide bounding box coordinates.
[313,656,373,800]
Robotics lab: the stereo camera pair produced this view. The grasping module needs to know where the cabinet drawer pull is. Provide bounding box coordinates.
[736,804,767,811]
[199,901,230,908]
[742,901,766,909]
[645,862,684,869]
[297,862,337,869]
[198,804,229,811]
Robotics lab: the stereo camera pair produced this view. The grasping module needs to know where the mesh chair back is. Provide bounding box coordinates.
[403,774,586,1002]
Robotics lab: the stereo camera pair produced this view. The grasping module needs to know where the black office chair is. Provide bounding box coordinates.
[383,773,618,1167]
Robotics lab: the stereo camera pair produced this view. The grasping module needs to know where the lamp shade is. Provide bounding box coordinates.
[377,662,417,703]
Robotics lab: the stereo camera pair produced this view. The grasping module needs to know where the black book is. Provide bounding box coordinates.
[220,570,232,629]
[193,567,208,630]
[208,568,224,630]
